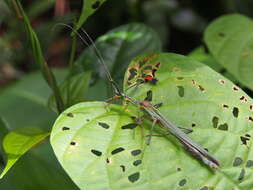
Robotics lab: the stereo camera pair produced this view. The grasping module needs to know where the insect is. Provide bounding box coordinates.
[64,24,220,169]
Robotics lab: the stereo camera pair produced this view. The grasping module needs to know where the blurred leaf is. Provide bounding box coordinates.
[27,0,55,18]
[14,0,64,112]
[188,46,223,72]
[142,0,174,45]
[0,128,49,179]
[75,23,162,99]
[74,0,108,32]
[0,117,9,170]
[48,71,91,112]
[204,14,253,90]
[0,140,78,190]
[0,70,78,189]
[0,1,11,23]
[0,70,66,130]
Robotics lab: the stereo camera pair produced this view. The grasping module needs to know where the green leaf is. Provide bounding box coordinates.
[0,128,49,179]
[204,14,253,90]
[124,53,253,189]
[0,70,66,130]
[51,53,253,189]
[14,0,64,112]
[75,23,162,99]
[74,0,108,32]
[48,71,92,112]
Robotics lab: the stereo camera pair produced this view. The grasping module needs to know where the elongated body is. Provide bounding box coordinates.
[122,94,219,169]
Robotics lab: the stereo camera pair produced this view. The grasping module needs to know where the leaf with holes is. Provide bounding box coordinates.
[0,128,49,178]
[51,53,253,189]
[204,14,253,90]
[124,53,253,189]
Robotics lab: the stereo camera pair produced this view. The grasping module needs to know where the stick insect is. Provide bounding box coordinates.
[61,24,220,170]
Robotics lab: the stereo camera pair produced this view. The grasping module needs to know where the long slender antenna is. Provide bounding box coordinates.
[52,23,122,95]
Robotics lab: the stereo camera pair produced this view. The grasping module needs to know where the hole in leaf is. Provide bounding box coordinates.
[152,69,157,77]
[106,158,112,164]
[98,122,110,129]
[199,186,208,190]
[247,116,253,122]
[138,60,146,68]
[238,168,245,181]
[128,172,140,183]
[218,123,228,131]
[218,32,225,37]
[62,126,70,131]
[143,65,153,70]
[177,168,181,171]
[144,90,153,102]
[222,104,229,108]
[232,107,239,118]
[91,149,102,156]
[246,160,253,168]
[131,149,142,156]
[70,142,76,146]
[250,105,253,111]
[128,67,137,80]
[122,123,138,130]
[155,62,161,68]
[219,79,225,84]
[67,113,74,117]
[240,136,250,146]
[179,179,187,186]
[86,119,90,122]
[198,85,205,92]
[120,165,126,172]
[233,157,243,167]
[233,86,239,91]
[133,160,142,166]
[111,147,125,155]
[212,116,219,128]
[192,123,196,127]
[246,134,251,138]
[240,96,247,103]
[177,77,184,80]
[177,86,184,97]
[92,1,100,9]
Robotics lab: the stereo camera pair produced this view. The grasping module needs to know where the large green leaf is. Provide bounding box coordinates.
[51,53,253,189]
[0,128,49,179]
[204,14,253,90]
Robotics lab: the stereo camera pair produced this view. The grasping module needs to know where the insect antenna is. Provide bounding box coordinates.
[52,23,122,96]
